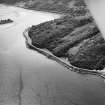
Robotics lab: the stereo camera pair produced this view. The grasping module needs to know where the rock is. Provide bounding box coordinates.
[68,33,105,70]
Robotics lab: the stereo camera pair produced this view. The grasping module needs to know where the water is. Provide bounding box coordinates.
[0,4,105,105]
[86,0,105,39]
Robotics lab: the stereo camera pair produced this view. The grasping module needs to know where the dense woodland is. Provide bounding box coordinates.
[28,15,105,70]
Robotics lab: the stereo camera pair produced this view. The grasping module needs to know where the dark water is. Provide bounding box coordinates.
[0,5,105,105]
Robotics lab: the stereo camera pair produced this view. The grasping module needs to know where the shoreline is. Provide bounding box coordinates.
[1,3,105,79]
[0,4,105,105]
[15,5,66,16]
[23,27,105,79]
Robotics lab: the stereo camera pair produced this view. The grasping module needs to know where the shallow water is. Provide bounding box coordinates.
[0,4,105,105]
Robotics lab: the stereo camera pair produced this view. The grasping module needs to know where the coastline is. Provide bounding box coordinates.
[0,3,65,16]
[23,27,105,79]
[0,4,105,105]
[1,3,104,78]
